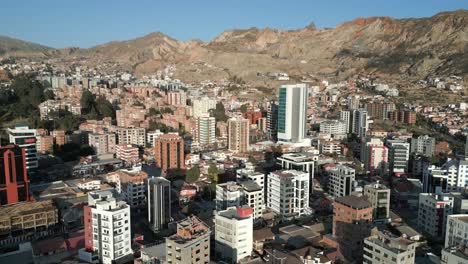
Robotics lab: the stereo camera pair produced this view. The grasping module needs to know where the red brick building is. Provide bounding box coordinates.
[154,134,185,173]
[333,195,373,262]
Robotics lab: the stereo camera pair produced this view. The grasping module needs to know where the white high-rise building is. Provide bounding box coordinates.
[116,127,146,147]
[215,206,253,263]
[423,159,468,192]
[339,110,352,134]
[193,97,217,117]
[193,114,216,146]
[277,84,308,144]
[361,137,388,176]
[267,170,310,217]
[8,124,38,171]
[328,165,355,198]
[227,116,249,153]
[411,135,436,157]
[216,181,244,211]
[445,214,468,248]
[146,130,163,147]
[386,139,410,177]
[147,177,171,232]
[83,190,132,264]
[418,193,454,239]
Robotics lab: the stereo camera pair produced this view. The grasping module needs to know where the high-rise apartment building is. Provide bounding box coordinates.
[277,84,308,144]
[266,170,310,218]
[328,165,355,198]
[0,145,29,205]
[333,195,373,262]
[365,101,396,120]
[411,135,436,157]
[215,206,253,263]
[8,124,38,172]
[352,109,369,138]
[154,134,185,173]
[277,152,315,196]
[165,91,187,106]
[192,97,217,117]
[339,110,353,134]
[319,120,347,138]
[166,216,210,264]
[216,180,264,221]
[88,133,116,155]
[361,137,388,176]
[147,177,171,232]
[83,190,132,264]
[386,139,410,177]
[445,214,468,248]
[363,182,391,220]
[116,127,146,147]
[193,114,216,146]
[266,100,278,142]
[418,192,454,239]
[227,117,249,153]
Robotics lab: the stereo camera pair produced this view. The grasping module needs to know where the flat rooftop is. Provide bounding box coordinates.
[0,200,56,220]
[335,195,371,210]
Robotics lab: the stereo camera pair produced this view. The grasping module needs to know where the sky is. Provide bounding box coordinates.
[2,0,467,48]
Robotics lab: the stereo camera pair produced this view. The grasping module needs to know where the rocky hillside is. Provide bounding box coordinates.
[0,36,51,57]
[2,10,467,81]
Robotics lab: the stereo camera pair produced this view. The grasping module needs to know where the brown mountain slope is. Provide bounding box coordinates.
[4,10,468,81]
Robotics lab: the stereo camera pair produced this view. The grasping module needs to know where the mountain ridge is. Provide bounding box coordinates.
[1,9,467,81]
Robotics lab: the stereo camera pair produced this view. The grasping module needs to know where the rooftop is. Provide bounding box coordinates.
[168,216,210,244]
[335,195,372,210]
[0,200,56,221]
[279,153,315,163]
[271,170,307,178]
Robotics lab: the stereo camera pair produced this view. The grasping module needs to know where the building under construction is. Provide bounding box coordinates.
[0,200,58,235]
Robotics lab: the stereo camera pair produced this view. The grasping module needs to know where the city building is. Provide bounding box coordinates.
[363,182,391,220]
[441,246,468,264]
[365,101,396,120]
[165,90,187,106]
[148,177,171,232]
[147,130,164,147]
[277,84,308,144]
[109,168,148,208]
[236,169,265,189]
[8,124,38,172]
[411,135,436,157]
[277,152,315,195]
[192,97,217,117]
[266,170,310,218]
[363,231,417,264]
[266,100,278,142]
[165,216,210,264]
[389,110,417,125]
[352,109,370,138]
[227,116,249,153]
[116,127,146,147]
[193,114,216,146]
[333,195,373,262]
[339,110,353,134]
[328,165,355,198]
[418,192,454,239]
[88,133,116,155]
[445,214,468,248]
[319,120,347,138]
[83,190,132,264]
[216,181,244,211]
[361,137,388,176]
[154,134,185,173]
[386,139,410,177]
[0,145,29,205]
[0,200,58,235]
[215,206,253,263]
[423,159,468,192]
[115,144,140,164]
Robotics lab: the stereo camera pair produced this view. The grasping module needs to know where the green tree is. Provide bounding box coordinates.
[240,104,248,113]
[186,165,200,183]
[148,107,161,116]
[44,89,55,100]
[210,102,228,122]
[80,90,96,115]
[95,97,115,118]
[208,163,219,183]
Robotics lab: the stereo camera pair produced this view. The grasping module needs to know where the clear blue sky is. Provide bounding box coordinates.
[2,0,467,48]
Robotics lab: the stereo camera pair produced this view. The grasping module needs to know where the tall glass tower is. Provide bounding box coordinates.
[277,84,308,143]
